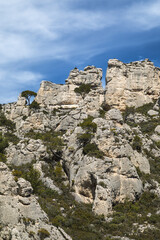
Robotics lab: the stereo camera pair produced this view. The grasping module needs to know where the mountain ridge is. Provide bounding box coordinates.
[0,59,160,239]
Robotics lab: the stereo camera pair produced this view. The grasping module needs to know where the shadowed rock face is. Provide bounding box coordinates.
[105,59,160,110]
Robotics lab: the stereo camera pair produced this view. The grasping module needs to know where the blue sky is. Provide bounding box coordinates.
[1,0,160,103]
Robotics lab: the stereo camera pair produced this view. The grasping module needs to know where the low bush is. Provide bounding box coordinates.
[99,103,111,118]
[0,133,8,153]
[139,118,160,135]
[29,100,40,109]
[74,83,92,97]
[0,111,15,130]
[4,132,19,145]
[136,102,155,115]
[79,116,97,133]
[122,106,135,122]
[25,130,65,161]
[38,228,50,240]
[0,153,7,163]
[132,135,142,152]
[83,143,104,159]
[77,133,93,144]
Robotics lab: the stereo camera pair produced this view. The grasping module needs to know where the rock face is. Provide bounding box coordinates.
[0,163,71,240]
[1,61,160,239]
[63,116,143,216]
[36,66,104,112]
[105,59,160,110]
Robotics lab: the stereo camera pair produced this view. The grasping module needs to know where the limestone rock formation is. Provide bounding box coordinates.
[35,66,104,112]
[0,162,71,240]
[105,58,160,110]
[1,60,160,239]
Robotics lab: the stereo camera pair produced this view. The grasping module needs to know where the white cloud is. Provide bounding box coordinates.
[125,1,160,30]
[0,0,159,102]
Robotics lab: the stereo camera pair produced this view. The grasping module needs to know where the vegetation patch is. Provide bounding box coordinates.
[4,132,19,145]
[139,118,160,135]
[83,143,104,159]
[136,102,155,115]
[25,130,65,161]
[99,103,111,118]
[132,135,142,152]
[77,116,104,159]
[74,83,92,97]
[10,157,160,240]
[12,163,42,193]
[79,116,97,133]
[0,111,15,131]
[38,228,50,240]
[0,133,8,153]
[29,100,40,110]
[77,133,93,144]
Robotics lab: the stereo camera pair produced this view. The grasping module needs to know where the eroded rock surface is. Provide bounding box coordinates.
[1,62,160,239]
[105,59,160,110]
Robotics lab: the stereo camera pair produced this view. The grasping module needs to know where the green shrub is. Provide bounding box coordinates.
[83,143,104,159]
[139,117,160,135]
[52,215,65,227]
[79,116,97,133]
[12,169,23,178]
[99,109,106,118]
[25,130,65,161]
[29,100,40,109]
[99,103,111,118]
[4,132,19,145]
[77,133,93,144]
[155,141,160,148]
[53,162,64,182]
[38,228,50,240]
[29,231,35,237]
[0,153,6,163]
[74,83,92,97]
[132,135,142,152]
[136,102,155,115]
[0,133,8,153]
[122,106,135,122]
[11,163,42,194]
[22,115,27,121]
[0,111,15,130]
[25,166,41,193]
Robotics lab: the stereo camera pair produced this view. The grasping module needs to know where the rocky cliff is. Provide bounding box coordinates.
[105,59,160,110]
[0,60,160,239]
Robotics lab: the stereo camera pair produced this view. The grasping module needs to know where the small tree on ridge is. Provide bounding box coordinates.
[21,90,37,105]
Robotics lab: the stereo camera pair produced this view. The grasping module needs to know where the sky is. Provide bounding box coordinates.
[1,0,160,103]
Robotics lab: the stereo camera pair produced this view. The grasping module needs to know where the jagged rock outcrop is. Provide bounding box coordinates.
[36,66,104,112]
[0,162,71,240]
[6,139,47,166]
[1,60,160,239]
[63,114,144,216]
[105,59,160,110]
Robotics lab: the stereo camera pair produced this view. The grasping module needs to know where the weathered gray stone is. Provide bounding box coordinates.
[147,109,159,116]
[17,178,33,197]
[106,108,123,122]
[155,125,160,135]
[105,59,160,110]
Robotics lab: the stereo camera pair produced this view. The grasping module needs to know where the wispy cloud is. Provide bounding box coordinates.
[125,0,160,30]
